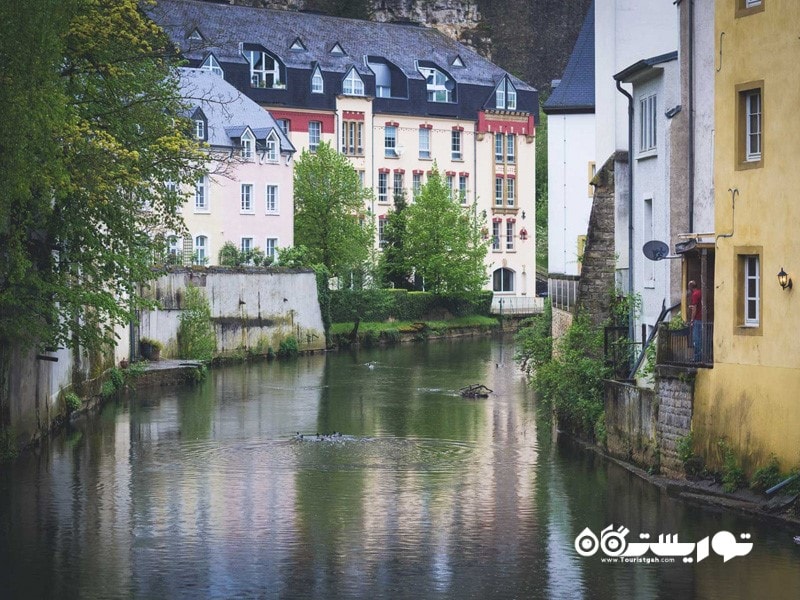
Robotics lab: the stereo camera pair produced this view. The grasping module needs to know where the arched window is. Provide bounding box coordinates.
[419,66,453,103]
[493,268,515,292]
[311,66,324,93]
[343,68,364,96]
[194,235,208,265]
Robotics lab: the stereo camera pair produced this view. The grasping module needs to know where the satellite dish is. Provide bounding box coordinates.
[643,240,670,261]
[445,79,456,91]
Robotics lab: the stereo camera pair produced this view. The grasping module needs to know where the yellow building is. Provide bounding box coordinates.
[692,0,800,472]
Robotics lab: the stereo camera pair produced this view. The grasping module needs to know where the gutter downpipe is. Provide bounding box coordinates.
[616,79,635,353]
[688,0,695,233]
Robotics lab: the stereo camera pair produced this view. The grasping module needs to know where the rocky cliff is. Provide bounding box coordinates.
[224,0,592,93]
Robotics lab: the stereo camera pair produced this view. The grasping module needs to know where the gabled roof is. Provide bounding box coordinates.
[151,0,535,91]
[543,1,595,114]
[178,67,295,153]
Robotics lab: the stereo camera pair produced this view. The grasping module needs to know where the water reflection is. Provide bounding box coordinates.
[0,337,798,599]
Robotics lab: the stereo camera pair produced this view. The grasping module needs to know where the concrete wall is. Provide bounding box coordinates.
[138,267,326,356]
[604,380,658,468]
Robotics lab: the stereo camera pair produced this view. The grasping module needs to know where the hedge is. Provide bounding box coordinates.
[329,289,493,323]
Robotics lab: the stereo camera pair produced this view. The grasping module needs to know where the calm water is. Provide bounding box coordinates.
[1,337,798,599]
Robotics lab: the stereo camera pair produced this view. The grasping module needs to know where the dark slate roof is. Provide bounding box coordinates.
[543,1,594,114]
[178,67,295,152]
[151,0,535,91]
[614,51,678,83]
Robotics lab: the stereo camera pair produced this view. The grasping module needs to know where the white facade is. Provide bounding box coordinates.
[547,112,596,275]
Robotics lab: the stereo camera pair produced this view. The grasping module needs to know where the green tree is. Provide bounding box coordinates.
[378,191,414,289]
[403,167,488,293]
[178,285,216,360]
[293,141,374,278]
[0,0,204,355]
[535,94,549,275]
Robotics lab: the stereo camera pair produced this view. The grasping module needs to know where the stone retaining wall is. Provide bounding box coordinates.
[656,366,695,477]
[604,380,659,468]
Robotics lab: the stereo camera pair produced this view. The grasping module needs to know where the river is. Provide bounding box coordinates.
[1,336,798,599]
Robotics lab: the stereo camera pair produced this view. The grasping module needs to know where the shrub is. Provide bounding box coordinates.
[718,439,746,493]
[750,455,783,494]
[178,285,216,360]
[277,336,299,358]
[218,241,240,267]
[65,392,81,413]
[109,367,124,391]
[100,380,116,399]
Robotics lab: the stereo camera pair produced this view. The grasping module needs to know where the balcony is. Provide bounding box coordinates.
[656,321,713,368]
[548,274,580,312]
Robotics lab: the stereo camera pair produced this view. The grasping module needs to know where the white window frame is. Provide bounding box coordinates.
[507,84,517,110]
[639,94,657,153]
[393,172,403,200]
[744,255,760,326]
[241,183,254,213]
[459,175,468,204]
[311,66,324,94]
[240,237,253,259]
[492,222,501,251]
[308,121,321,152]
[385,125,397,157]
[378,172,388,203]
[241,131,254,160]
[265,133,278,162]
[495,177,503,206]
[745,90,762,162]
[201,54,223,77]
[194,235,208,265]
[265,184,279,214]
[378,219,387,248]
[412,173,422,199]
[343,68,364,96]
[493,268,515,292]
[277,119,290,136]
[451,130,462,160]
[194,119,205,140]
[420,66,452,103]
[495,133,503,163]
[446,174,455,201]
[247,49,280,88]
[745,0,761,7]
[506,178,515,207]
[265,238,278,260]
[506,221,515,251]
[195,176,208,212]
[419,127,431,159]
[506,134,516,163]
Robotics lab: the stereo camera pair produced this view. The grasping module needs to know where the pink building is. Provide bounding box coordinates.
[176,67,295,265]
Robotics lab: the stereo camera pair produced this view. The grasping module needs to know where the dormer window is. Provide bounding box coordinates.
[495,78,517,110]
[311,66,324,94]
[241,130,254,160]
[290,38,306,51]
[343,68,364,96]
[368,60,392,98]
[451,56,465,68]
[195,119,205,140]
[265,132,279,162]
[201,54,224,78]
[243,46,282,88]
[189,29,203,41]
[330,42,345,55]
[419,65,453,103]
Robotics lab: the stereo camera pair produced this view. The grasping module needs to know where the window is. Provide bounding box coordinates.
[194,119,205,140]
[385,125,397,157]
[493,268,514,292]
[412,173,422,199]
[311,66,324,93]
[265,185,278,213]
[265,238,278,260]
[277,119,290,136]
[308,121,321,152]
[419,127,431,159]
[194,235,207,265]
[492,222,501,251]
[446,174,455,201]
[358,170,365,187]
[343,68,364,96]
[195,176,208,211]
[451,130,462,160]
[506,221,515,251]
[736,83,764,168]
[201,54,223,77]
[265,134,278,162]
[495,177,504,206]
[639,94,657,152]
[644,198,654,283]
[744,254,760,326]
[378,218,387,249]
[419,66,452,103]
[378,172,388,203]
[245,49,281,88]
[459,175,468,204]
[495,133,503,163]
[506,134,516,163]
[506,178,515,207]
[369,61,392,98]
[393,172,404,201]
[495,79,517,110]
[241,131,254,160]
[736,0,764,17]
[342,121,363,155]
[241,184,253,213]
[241,237,253,258]
[736,248,762,334]
[588,161,597,196]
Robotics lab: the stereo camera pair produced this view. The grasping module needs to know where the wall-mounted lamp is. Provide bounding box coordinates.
[778,267,793,290]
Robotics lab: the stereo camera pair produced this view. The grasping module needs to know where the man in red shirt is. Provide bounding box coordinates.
[688,280,702,361]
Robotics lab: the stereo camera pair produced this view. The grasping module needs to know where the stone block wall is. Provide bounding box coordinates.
[655,366,695,477]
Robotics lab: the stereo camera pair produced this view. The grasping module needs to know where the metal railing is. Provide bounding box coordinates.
[490,295,545,316]
[548,275,580,312]
[657,321,713,368]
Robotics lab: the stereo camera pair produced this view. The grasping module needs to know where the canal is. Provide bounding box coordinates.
[1,337,798,599]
